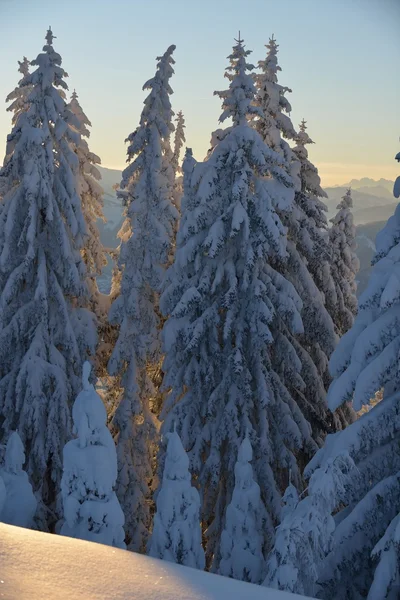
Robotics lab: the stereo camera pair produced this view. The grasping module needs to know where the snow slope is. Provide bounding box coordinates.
[0,524,313,600]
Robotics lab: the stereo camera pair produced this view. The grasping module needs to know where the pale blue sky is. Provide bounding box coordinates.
[0,0,399,185]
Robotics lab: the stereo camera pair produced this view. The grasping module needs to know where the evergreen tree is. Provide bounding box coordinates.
[148,430,205,569]
[291,120,334,301]
[0,28,96,527]
[108,45,178,551]
[160,36,317,564]
[0,432,37,528]
[329,188,359,336]
[66,91,110,378]
[265,452,354,598]
[300,151,400,599]
[292,121,356,428]
[1,57,32,198]
[171,110,186,212]
[368,513,400,600]
[172,110,186,174]
[254,39,340,439]
[67,91,107,308]
[5,56,31,128]
[61,362,125,548]
[217,438,265,584]
[254,35,299,191]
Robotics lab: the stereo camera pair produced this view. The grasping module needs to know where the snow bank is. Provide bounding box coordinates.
[0,524,314,600]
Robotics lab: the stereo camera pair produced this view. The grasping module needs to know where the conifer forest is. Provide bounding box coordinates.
[0,17,399,600]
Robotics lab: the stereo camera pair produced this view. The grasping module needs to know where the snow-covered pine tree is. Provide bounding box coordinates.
[108,45,178,551]
[0,28,96,528]
[292,119,356,429]
[172,110,186,174]
[5,56,31,128]
[300,151,400,599]
[148,430,205,569]
[66,91,111,378]
[1,57,32,198]
[254,35,299,189]
[61,362,125,548]
[291,119,336,311]
[254,39,341,439]
[0,432,37,528]
[160,36,318,566]
[265,451,354,598]
[66,91,107,310]
[367,513,400,600]
[217,438,265,584]
[171,110,186,212]
[329,188,359,336]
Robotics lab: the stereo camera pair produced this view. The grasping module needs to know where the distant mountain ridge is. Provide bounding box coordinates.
[94,168,397,298]
[356,185,393,199]
[324,178,395,221]
[335,177,395,192]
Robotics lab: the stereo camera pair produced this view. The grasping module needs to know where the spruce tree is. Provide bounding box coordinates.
[160,36,317,564]
[291,119,338,344]
[299,151,400,599]
[254,38,340,439]
[61,362,125,548]
[171,110,186,212]
[66,91,110,377]
[67,91,106,306]
[148,430,205,569]
[292,121,356,428]
[254,35,299,190]
[108,45,178,551]
[172,110,186,174]
[0,28,96,527]
[1,57,32,197]
[5,57,31,128]
[329,188,359,336]
[217,438,265,583]
[266,452,354,598]
[291,120,334,299]
[0,432,37,528]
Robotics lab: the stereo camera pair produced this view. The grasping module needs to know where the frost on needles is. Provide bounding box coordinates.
[159,36,317,567]
[108,45,178,552]
[0,28,97,528]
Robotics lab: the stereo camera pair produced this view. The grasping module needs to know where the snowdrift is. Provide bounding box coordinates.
[0,524,313,599]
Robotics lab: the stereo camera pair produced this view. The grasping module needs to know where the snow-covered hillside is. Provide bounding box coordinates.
[0,524,313,600]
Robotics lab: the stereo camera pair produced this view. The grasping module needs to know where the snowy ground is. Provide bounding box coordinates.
[0,524,313,599]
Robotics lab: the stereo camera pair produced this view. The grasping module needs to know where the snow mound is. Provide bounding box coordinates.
[0,524,314,599]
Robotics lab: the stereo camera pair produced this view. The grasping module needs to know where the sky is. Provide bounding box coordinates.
[0,0,399,187]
